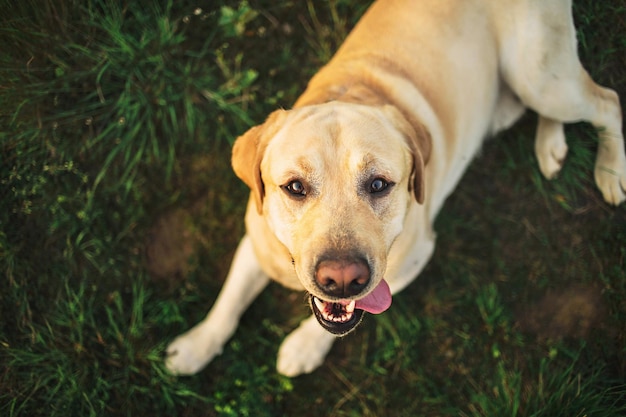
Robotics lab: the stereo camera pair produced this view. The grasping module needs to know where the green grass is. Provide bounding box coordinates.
[1,0,625,416]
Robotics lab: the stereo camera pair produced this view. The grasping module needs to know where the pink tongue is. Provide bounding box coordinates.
[355,279,392,314]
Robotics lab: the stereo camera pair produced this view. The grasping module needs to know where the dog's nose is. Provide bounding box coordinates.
[315,259,370,298]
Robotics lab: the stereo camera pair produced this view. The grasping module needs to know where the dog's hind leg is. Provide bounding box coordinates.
[534,116,568,180]
[489,85,526,136]
[500,1,626,205]
[165,235,269,375]
[527,74,625,204]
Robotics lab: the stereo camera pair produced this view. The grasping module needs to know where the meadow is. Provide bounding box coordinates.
[1,1,625,416]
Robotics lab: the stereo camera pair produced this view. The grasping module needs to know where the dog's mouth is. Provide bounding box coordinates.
[310,279,392,335]
[311,297,365,335]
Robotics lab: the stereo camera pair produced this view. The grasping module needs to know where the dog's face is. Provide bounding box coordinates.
[232,102,428,335]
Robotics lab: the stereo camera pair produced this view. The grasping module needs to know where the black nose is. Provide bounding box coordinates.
[315,258,370,298]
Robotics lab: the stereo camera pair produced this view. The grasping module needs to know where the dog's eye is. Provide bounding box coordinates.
[369,178,390,194]
[283,180,307,197]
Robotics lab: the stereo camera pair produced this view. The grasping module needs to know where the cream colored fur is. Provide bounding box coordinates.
[165,0,626,377]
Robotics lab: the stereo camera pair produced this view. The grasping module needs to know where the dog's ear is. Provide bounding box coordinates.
[382,105,431,204]
[408,146,426,204]
[232,110,287,214]
[407,123,431,204]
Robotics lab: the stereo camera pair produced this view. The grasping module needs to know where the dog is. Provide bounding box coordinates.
[165,0,626,377]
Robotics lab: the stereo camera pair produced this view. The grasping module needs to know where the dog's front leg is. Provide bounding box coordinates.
[165,234,269,375]
[277,315,336,377]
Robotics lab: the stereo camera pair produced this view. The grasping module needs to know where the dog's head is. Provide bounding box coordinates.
[232,102,429,335]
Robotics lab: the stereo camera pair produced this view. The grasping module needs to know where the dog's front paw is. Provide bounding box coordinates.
[276,316,336,377]
[594,154,626,205]
[165,324,228,376]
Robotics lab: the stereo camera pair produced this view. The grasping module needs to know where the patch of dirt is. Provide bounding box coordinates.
[516,284,607,340]
[143,151,248,285]
[144,206,201,282]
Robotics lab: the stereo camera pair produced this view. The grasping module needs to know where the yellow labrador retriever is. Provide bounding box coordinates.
[166,0,626,377]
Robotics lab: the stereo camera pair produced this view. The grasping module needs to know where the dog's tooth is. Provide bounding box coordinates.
[346,300,356,313]
[314,298,333,321]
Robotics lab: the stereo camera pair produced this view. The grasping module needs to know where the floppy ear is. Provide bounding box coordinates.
[408,145,426,204]
[381,105,431,204]
[231,110,287,214]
